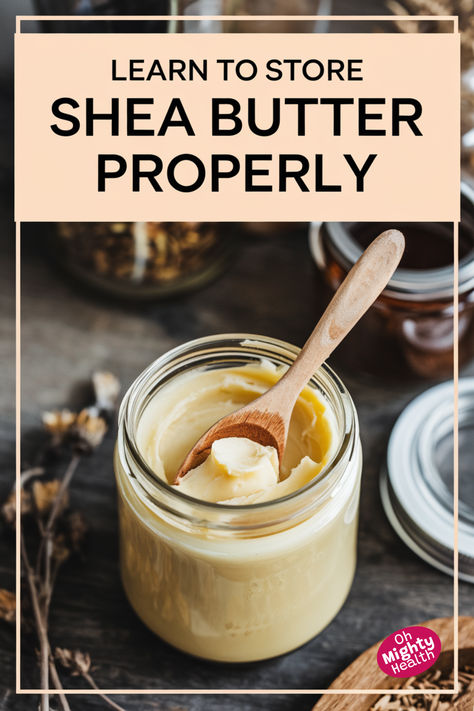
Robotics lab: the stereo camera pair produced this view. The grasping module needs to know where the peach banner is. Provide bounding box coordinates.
[15,31,459,221]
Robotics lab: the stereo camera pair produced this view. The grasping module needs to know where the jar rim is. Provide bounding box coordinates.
[117,334,358,528]
[310,181,474,302]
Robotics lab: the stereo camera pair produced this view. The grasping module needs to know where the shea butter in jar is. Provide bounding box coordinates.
[115,335,361,662]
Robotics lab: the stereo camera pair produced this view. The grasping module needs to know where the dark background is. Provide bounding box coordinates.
[1,2,471,710]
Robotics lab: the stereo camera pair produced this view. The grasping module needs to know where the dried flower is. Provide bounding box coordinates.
[32,480,68,517]
[65,510,88,552]
[55,647,91,676]
[42,402,109,454]
[52,534,71,565]
[1,492,16,526]
[21,372,120,707]
[2,488,33,526]
[72,407,107,453]
[92,371,121,414]
[0,589,15,623]
[42,410,76,446]
[2,468,47,527]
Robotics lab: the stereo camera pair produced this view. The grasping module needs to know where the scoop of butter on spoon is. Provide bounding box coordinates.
[174,229,405,484]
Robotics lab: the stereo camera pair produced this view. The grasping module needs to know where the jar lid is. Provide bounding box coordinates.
[380,378,474,583]
[309,181,474,301]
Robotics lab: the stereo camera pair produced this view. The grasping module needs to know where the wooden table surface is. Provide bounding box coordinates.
[1,3,472,709]
[1,219,472,711]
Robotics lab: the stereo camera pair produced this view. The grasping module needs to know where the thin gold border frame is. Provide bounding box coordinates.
[15,13,460,697]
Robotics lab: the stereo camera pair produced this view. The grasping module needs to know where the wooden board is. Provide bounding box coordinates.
[313,617,474,711]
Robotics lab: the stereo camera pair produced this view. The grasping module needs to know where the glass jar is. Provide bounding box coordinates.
[114,334,361,662]
[310,184,474,381]
[52,222,233,300]
[172,0,328,34]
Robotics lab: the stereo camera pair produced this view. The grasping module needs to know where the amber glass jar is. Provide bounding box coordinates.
[53,222,233,299]
[310,185,474,381]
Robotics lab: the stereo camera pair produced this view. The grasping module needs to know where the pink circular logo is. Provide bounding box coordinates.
[377,626,441,678]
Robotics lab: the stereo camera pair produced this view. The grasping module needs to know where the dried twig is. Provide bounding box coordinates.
[82,674,128,711]
[55,648,129,711]
[2,372,121,711]
[0,589,16,623]
[48,662,72,711]
[20,534,51,711]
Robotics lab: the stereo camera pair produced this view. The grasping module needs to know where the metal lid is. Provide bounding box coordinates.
[380,378,474,583]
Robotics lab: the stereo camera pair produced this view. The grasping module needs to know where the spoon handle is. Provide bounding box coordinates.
[272,229,405,410]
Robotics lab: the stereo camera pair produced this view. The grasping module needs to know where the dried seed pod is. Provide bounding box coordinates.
[72,407,107,453]
[0,589,15,623]
[92,371,121,414]
[52,533,71,564]
[32,480,68,517]
[369,664,474,711]
[1,488,33,526]
[42,410,77,447]
[65,510,88,553]
[55,647,91,676]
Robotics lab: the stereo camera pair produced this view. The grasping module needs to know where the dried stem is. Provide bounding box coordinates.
[49,661,72,711]
[45,455,80,534]
[82,672,128,711]
[44,537,53,614]
[19,467,45,488]
[22,456,81,711]
[20,534,50,711]
[16,371,121,706]
[18,538,71,711]
[35,454,80,587]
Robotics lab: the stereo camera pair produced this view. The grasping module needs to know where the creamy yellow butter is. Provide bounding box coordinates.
[116,349,361,662]
[137,360,334,504]
[178,437,280,502]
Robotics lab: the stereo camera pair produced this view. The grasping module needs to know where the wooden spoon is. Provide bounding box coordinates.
[174,229,405,483]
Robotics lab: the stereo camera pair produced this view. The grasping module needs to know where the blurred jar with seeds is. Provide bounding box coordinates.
[53,222,233,299]
[173,0,328,34]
